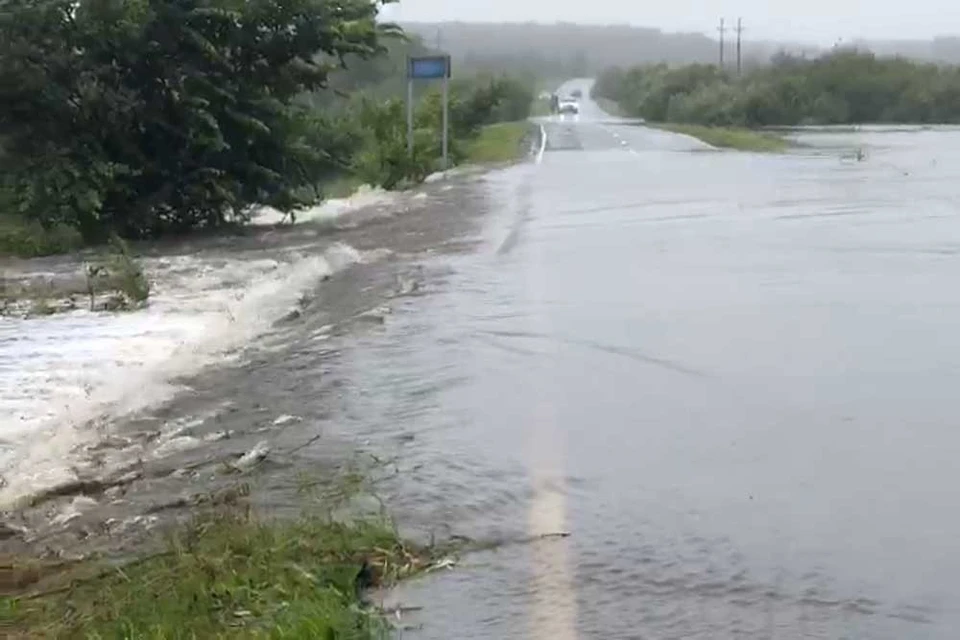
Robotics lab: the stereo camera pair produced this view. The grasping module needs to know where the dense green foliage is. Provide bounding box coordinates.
[346,74,534,189]
[0,0,393,243]
[594,50,960,127]
[0,1,535,256]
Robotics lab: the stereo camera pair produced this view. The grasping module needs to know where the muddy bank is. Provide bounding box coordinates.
[0,167,502,563]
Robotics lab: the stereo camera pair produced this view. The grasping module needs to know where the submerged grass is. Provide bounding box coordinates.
[1,509,444,638]
[0,214,83,259]
[652,123,790,152]
[465,121,533,165]
[102,233,150,305]
[1,234,150,316]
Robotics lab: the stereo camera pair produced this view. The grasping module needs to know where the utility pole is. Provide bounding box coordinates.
[735,18,744,75]
[717,18,727,68]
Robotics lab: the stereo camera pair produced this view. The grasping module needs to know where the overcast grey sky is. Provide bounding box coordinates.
[381,0,960,45]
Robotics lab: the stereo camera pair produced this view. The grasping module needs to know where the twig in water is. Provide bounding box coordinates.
[286,432,323,456]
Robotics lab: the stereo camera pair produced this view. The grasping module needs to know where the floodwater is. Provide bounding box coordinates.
[374,82,960,638]
[4,79,960,638]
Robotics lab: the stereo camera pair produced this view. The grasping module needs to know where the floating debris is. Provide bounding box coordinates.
[356,305,392,323]
[0,520,28,541]
[278,307,302,322]
[424,557,457,573]
[395,276,420,296]
[50,496,99,528]
[272,415,301,427]
[229,441,270,472]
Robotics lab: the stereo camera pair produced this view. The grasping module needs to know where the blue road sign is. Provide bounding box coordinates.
[408,55,451,80]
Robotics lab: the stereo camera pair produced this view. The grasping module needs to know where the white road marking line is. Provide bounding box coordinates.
[528,412,578,640]
[524,216,579,640]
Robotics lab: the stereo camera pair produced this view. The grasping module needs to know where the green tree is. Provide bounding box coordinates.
[0,0,398,241]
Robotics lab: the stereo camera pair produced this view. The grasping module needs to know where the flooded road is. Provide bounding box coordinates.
[5,79,960,637]
[372,82,960,638]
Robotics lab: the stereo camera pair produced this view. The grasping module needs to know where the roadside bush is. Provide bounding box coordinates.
[665,82,746,126]
[446,75,536,135]
[350,97,442,189]
[345,73,536,189]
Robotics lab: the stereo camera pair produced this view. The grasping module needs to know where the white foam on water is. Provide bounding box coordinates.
[250,175,464,227]
[251,184,399,226]
[0,241,367,507]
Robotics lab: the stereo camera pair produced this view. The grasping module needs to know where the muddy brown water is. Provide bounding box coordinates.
[0,171,497,557]
[6,82,960,638]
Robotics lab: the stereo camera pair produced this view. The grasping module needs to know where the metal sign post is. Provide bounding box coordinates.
[441,73,449,169]
[406,55,452,169]
[407,76,414,159]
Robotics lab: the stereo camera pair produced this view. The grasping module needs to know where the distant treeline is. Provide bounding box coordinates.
[402,21,782,74]
[593,50,960,127]
[401,22,960,76]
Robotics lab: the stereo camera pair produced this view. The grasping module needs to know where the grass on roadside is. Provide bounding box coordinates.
[652,123,790,152]
[464,121,533,165]
[1,509,446,638]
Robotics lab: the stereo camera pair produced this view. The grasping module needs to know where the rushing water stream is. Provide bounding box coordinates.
[3,81,960,638]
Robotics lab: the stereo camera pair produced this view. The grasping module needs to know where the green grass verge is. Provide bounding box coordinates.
[464,121,533,165]
[1,510,445,638]
[652,123,789,152]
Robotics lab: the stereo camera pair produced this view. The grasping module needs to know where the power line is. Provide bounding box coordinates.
[735,18,744,75]
[717,18,727,68]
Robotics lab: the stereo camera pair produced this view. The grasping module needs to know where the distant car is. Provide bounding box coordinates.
[558,99,579,115]
[571,88,583,98]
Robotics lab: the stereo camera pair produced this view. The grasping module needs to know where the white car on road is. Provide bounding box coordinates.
[557,97,580,115]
